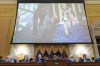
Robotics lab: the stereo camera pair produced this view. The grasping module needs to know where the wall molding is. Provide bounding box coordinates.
[0,4,16,16]
[85,0,100,4]
[0,0,17,4]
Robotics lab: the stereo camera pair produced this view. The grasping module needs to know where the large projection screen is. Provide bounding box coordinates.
[12,0,92,43]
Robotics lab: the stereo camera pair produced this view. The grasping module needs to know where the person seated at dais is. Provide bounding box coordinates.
[0,56,4,63]
[29,58,34,63]
[66,57,71,63]
[91,57,95,62]
[81,54,91,62]
[35,54,45,63]
[95,57,100,62]
[22,55,30,63]
[78,57,83,62]
[43,56,49,61]
[5,55,16,63]
[69,55,76,62]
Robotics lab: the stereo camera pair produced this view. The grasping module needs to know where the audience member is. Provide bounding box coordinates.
[35,54,45,63]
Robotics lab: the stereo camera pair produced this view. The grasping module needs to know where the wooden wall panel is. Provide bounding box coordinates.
[90,16,100,24]
[86,16,100,26]
[85,4,100,26]
[0,18,11,57]
[85,4,100,17]
[0,4,16,59]
[0,4,16,16]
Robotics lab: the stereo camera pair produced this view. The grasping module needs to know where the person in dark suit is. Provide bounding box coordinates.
[5,55,12,63]
[0,56,4,63]
[10,57,17,63]
[81,54,91,62]
[78,57,83,62]
[38,8,46,26]
[22,55,30,63]
[66,57,71,63]
[35,54,45,63]
[95,57,100,62]
[33,5,46,34]
[69,55,76,62]
[29,58,33,63]
[91,57,95,62]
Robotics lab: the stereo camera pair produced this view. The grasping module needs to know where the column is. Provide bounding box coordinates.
[58,3,62,22]
[72,3,77,19]
[52,3,56,16]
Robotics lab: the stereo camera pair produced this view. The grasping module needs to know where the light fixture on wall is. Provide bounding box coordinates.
[16,46,28,60]
[76,46,87,57]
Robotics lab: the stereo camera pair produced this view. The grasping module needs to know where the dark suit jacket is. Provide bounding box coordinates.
[81,58,91,62]
[35,58,45,63]
[22,59,30,63]
[95,58,100,62]
[66,59,71,63]
[13,59,17,63]
[0,59,4,62]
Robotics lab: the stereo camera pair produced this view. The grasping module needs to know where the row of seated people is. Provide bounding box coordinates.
[0,54,100,63]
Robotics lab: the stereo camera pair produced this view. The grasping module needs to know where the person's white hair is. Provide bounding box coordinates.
[7,55,12,59]
[70,55,74,58]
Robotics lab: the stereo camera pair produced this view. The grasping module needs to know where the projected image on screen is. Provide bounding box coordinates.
[12,3,92,43]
